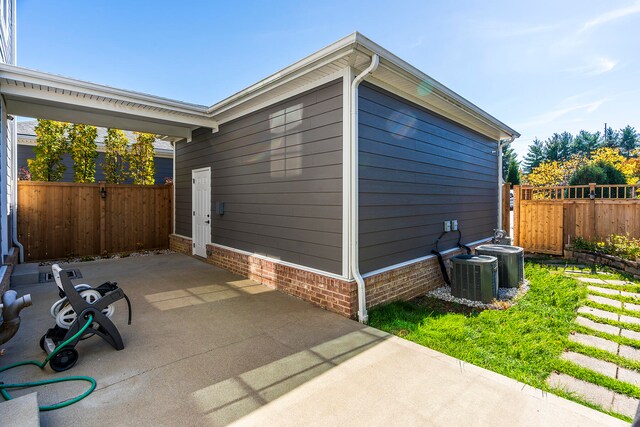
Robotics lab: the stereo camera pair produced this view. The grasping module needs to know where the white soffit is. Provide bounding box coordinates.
[0,64,217,140]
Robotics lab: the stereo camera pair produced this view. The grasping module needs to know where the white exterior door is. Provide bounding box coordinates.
[192,167,211,257]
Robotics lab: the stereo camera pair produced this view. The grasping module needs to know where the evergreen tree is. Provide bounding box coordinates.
[501,144,518,180]
[506,158,521,185]
[27,120,70,181]
[544,132,573,162]
[523,138,545,173]
[129,132,156,185]
[68,123,98,183]
[571,130,601,157]
[620,125,638,157]
[103,128,129,183]
[603,127,620,148]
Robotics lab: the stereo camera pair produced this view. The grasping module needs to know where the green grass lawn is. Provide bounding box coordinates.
[368,263,640,420]
[369,265,587,385]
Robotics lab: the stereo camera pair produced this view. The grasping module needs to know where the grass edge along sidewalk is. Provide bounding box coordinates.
[368,264,638,422]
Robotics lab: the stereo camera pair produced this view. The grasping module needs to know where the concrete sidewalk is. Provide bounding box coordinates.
[0,253,627,426]
[232,332,626,427]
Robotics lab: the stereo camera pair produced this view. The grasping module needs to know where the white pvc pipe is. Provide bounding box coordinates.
[350,54,379,324]
[10,0,23,263]
[497,140,503,231]
[11,121,23,263]
[497,137,515,232]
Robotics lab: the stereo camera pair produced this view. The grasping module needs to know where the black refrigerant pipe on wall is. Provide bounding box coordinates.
[431,228,472,285]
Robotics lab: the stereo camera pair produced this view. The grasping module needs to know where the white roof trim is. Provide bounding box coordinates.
[0,32,518,141]
[353,33,519,139]
[205,32,519,140]
[206,33,356,116]
[0,64,208,113]
[0,64,218,139]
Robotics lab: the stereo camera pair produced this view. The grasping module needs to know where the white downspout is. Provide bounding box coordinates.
[10,0,23,263]
[350,54,379,324]
[497,137,515,231]
[11,123,22,263]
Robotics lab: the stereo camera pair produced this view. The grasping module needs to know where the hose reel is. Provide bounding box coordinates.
[40,264,132,371]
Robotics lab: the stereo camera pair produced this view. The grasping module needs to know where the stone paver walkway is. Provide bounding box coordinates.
[547,275,640,419]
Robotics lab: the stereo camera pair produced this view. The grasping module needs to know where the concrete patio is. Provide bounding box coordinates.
[0,253,627,426]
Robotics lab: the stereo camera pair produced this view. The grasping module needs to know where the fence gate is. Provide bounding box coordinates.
[517,200,564,254]
[18,181,173,261]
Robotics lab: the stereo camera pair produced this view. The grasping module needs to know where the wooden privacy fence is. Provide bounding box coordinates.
[513,183,640,255]
[18,181,173,261]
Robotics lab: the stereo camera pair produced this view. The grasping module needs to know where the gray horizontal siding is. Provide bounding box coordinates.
[175,79,343,274]
[358,82,498,274]
[18,144,172,184]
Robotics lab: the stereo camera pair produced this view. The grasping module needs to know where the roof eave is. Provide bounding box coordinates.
[206,33,359,117]
[352,33,520,140]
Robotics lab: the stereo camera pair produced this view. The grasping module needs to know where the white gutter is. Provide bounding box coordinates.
[497,137,515,231]
[350,54,379,324]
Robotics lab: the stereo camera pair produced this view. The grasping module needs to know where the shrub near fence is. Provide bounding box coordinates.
[17,181,173,261]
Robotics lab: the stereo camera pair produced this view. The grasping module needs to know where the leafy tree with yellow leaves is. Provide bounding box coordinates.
[27,120,70,182]
[129,132,156,185]
[68,123,98,183]
[103,128,129,184]
[525,147,640,186]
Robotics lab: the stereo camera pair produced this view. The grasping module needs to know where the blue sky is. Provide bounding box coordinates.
[16,0,640,159]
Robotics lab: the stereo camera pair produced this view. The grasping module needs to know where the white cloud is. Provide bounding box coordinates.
[514,98,605,130]
[468,20,559,39]
[408,37,424,48]
[581,1,640,31]
[567,57,617,75]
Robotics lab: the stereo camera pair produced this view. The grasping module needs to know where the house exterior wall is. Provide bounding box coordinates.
[17,145,173,184]
[174,79,343,275]
[358,82,499,274]
[0,0,15,266]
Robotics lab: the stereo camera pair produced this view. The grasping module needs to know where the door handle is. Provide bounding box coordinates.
[205,220,210,224]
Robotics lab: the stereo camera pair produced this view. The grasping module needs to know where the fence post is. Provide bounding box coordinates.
[502,183,510,233]
[99,182,107,255]
[513,185,521,246]
[589,182,596,240]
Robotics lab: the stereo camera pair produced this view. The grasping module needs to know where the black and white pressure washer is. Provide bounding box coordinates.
[39,264,132,372]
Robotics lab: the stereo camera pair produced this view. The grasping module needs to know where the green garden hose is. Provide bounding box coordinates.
[0,314,97,411]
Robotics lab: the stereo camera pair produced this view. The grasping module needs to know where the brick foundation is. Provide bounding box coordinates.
[205,243,356,317]
[168,234,489,319]
[1,247,20,294]
[169,234,192,255]
[363,241,488,308]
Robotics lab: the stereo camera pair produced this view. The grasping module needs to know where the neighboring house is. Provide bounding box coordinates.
[0,0,16,290]
[0,28,519,319]
[16,120,173,184]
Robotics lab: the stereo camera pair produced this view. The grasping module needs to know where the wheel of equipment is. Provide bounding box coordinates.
[39,334,47,351]
[49,346,79,372]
